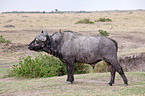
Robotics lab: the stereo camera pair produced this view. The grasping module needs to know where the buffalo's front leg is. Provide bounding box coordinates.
[63,58,74,84]
[66,64,74,84]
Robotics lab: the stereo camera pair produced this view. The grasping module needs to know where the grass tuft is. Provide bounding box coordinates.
[95,17,112,22]
[0,35,11,44]
[75,19,94,24]
[98,29,110,36]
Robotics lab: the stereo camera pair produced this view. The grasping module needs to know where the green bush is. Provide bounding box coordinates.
[75,19,94,24]
[94,61,109,73]
[98,29,110,36]
[95,18,112,22]
[8,54,89,78]
[0,35,11,43]
[74,63,89,74]
[128,11,133,14]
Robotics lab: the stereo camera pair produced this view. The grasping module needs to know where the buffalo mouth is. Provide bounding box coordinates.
[28,46,33,50]
[28,46,42,52]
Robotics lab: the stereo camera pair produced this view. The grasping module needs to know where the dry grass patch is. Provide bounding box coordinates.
[0,72,145,96]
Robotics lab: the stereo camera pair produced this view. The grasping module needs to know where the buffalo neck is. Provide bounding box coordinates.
[43,37,62,58]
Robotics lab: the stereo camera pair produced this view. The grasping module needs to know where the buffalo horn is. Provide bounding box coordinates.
[45,30,49,36]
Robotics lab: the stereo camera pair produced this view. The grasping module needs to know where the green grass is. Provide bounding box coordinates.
[75,19,94,24]
[95,17,112,22]
[0,72,145,96]
[0,35,11,44]
[98,29,110,36]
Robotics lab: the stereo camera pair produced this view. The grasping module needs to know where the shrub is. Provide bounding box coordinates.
[95,18,112,22]
[128,11,133,14]
[8,54,89,78]
[0,35,11,44]
[75,19,94,24]
[98,29,110,36]
[74,63,89,74]
[94,61,109,73]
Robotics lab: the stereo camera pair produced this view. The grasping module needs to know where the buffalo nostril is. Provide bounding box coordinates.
[28,46,32,50]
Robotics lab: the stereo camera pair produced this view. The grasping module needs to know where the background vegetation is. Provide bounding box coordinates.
[98,29,110,36]
[75,19,94,24]
[0,35,11,44]
[95,17,112,22]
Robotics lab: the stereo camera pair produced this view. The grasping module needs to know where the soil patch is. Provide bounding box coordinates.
[0,43,28,53]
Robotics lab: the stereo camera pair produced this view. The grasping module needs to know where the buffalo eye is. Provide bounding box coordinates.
[36,40,39,44]
[35,39,40,44]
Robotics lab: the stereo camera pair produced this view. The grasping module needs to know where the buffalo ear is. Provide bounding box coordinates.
[45,30,50,40]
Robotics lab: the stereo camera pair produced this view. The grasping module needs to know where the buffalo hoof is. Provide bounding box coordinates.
[124,84,128,87]
[66,81,72,84]
[108,83,112,86]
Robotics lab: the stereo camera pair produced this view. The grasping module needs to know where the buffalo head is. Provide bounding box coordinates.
[28,30,49,51]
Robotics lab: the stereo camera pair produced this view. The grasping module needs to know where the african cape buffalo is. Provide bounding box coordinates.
[28,30,128,86]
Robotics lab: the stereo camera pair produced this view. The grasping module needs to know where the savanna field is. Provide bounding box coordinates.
[0,11,145,96]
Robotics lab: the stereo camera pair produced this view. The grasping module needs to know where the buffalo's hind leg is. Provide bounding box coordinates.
[104,60,116,86]
[107,63,116,86]
[104,58,128,86]
[114,65,128,86]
